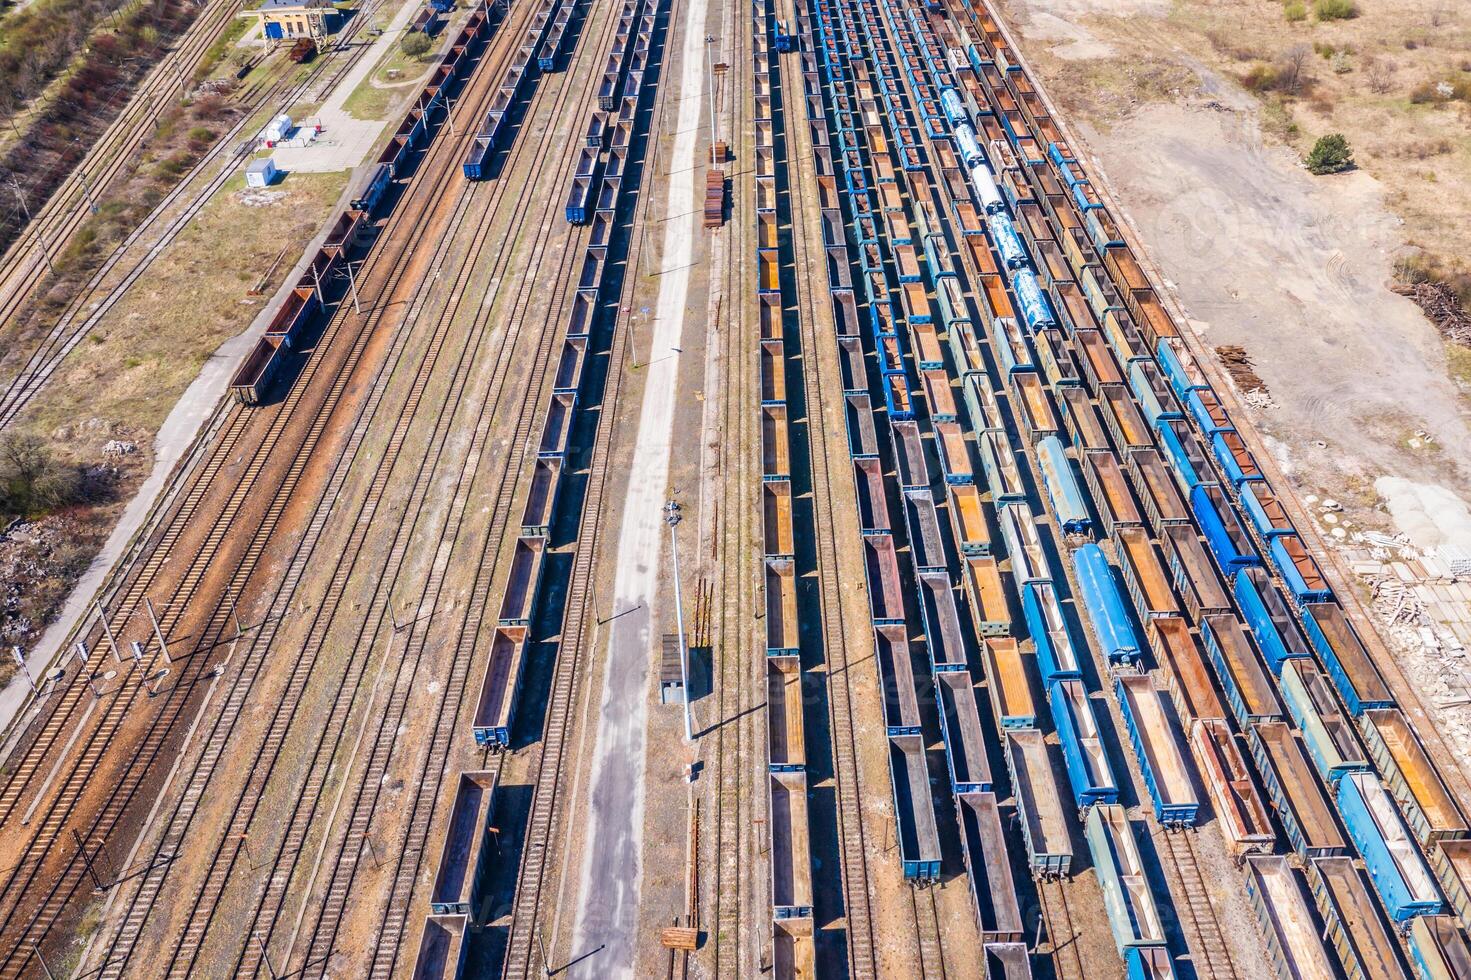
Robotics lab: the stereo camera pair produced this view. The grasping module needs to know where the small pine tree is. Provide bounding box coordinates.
[1306,133,1354,174]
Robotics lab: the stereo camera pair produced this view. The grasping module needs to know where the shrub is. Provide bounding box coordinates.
[1285,1,1307,23]
[1314,0,1357,19]
[0,435,84,517]
[400,31,431,59]
[1305,133,1354,174]
[1243,64,1279,92]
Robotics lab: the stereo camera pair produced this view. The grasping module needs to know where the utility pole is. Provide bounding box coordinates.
[704,36,718,165]
[343,259,363,314]
[32,945,53,980]
[6,176,53,275]
[255,931,280,980]
[144,596,172,665]
[97,600,123,663]
[9,647,34,693]
[664,500,693,742]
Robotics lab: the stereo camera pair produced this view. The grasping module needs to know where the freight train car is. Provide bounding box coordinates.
[1116,674,1197,825]
[957,792,1025,943]
[1336,772,1444,921]
[1244,855,1339,980]
[1086,804,1167,955]
[1050,679,1116,810]
[1073,543,1142,664]
[1005,728,1072,877]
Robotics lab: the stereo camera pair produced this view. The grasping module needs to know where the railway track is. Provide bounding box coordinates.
[498,0,679,972]
[1037,877,1086,980]
[276,9,642,976]
[77,3,570,974]
[0,0,409,816]
[703,1,755,972]
[1158,827,1240,980]
[0,0,246,327]
[0,13,514,974]
[0,0,397,430]
[909,887,947,980]
[778,4,879,973]
[776,3,876,971]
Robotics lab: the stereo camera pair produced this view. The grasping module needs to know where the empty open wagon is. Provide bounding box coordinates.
[1051,678,1116,809]
[767,656,806,772]
[1249,722,1347,859]
[1190,718,1273,857]
[1336,772,1444,921]
[412,914,468,980]
[496,537,546,627]
[764,559,800,656]
[920,573,968,673]
[937,671,992,793]
[772,917,816,980]
[864,535,906,626]
[1360,708,1469,846]
[1147,616,1226,726]
[1301,602,1393,716]
[519,457,561,537]
[1116,674,1197,826]
[1086,804,1167,954]
[762,406,792,479]
[472,626,529,747]
[763,481,796,559]
[983,637,1034,730]
[890,734,942,880]
[1306,856,1409,980]
[1279,659,1368,783]
[1245,855,1339,980]
[230,335,285,405]
[1202,614,1281,728]
[876,625,922,736]
[1005,728,1072,878]
[957,792,1023,943]
[429,770,498,916]
[769,771,814,918]
[965,557,1011,638]
[1115,527,1179,622]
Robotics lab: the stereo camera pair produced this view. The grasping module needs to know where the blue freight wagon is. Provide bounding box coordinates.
[1023,582,1081,684]
[1239,481,1295,542]
[1337,772,1444,922]
[1155,339,1209,400]
[1155,418,1214,492]
[1116,674,1199,826]
[1086,805,1168,954]
[1233,567,1311,674]
[1301,601,1394,715]
[1036,436,1090,535]
[1050,679,1118,809]
[1191,483,1258,571]
[1125,945,1176,980]
[1073,544,1142,664]
[1269,535,1333,605]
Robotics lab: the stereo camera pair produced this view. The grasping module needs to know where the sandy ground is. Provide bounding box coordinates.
[567,0,708,968]
[998,0,1471,507]
[993,0,1471,791]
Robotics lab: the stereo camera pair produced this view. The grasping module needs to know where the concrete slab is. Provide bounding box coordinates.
[272,0,424,174]
[568,0,709,973]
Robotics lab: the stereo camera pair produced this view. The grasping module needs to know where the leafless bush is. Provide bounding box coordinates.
[1363,55,1394,94]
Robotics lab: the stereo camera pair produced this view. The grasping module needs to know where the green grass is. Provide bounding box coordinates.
[341,37,440,121]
